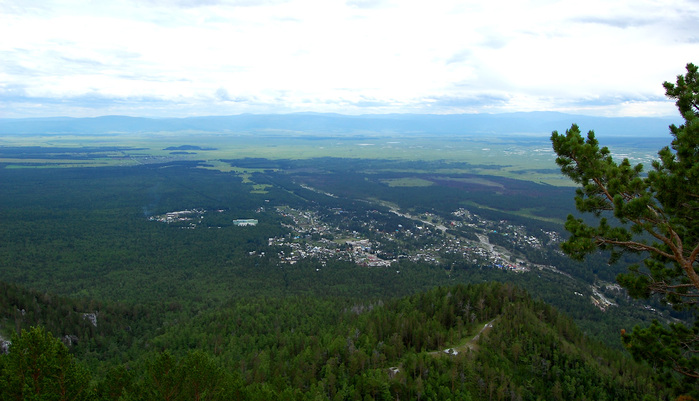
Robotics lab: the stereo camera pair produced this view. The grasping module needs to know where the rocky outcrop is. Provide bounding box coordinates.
[82,312,98,327]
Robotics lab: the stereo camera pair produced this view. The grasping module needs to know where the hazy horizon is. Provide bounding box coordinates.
[0,111,681,139]
[0,109,685,120]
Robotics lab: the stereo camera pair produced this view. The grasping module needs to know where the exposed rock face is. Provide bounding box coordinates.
[62,334,79,347]
[0,338,10,354]
[82,312,98,327]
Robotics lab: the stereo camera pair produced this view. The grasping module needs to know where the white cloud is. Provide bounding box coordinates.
[1,0,697,117]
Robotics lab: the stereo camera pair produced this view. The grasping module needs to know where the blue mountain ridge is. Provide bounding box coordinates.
[0,112,680,137]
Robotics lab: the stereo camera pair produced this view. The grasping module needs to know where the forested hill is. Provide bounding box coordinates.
[0,281,670,400]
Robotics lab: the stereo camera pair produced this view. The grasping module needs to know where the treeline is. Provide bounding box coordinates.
[0,283,674,400]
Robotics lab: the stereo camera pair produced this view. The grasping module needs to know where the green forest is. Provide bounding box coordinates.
[0,282,672,400]
[0,158,693,399]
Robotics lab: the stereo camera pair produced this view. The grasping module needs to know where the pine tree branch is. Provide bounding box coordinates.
[595,237,675,261]
[648,338,698,378]
[671,362,699,379]
[659,283,699,290]
[648,280,699,302]
[690,243,699,265]
[571,152,685,264]
[592,177,615,203]
[681,261,699,293]
[648,288,699,302]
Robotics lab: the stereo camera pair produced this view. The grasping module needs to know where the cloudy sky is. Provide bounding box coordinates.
[1,0,698,118]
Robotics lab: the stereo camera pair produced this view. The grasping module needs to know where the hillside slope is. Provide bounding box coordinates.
[0,282,673,400]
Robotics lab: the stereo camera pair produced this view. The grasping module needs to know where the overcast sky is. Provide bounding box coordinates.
[1,0,698,118]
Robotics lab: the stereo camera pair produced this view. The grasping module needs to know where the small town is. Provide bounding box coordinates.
[265,201,625,313]
[148,200,621,312]
[270,204,545,273]
[148,203,552,272]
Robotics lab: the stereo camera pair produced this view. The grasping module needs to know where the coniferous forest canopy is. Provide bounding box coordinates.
[0,112,694,399]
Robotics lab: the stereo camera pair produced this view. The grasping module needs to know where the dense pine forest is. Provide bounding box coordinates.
[0,282,671,400]
[0,159,692,399]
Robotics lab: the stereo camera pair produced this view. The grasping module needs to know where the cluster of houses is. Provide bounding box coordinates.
[268,204,550,273]
[270,236,395,267]
[233,219,258,226]
[148,209,258,229]
[147,203,547,275]
[148,209,206,227]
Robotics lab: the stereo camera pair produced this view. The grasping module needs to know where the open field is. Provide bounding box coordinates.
[0,130,666,186]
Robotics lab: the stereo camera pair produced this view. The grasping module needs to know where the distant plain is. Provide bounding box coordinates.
[0,129,668,187]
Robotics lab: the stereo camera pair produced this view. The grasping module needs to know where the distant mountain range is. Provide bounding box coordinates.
[0,112,681,137]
